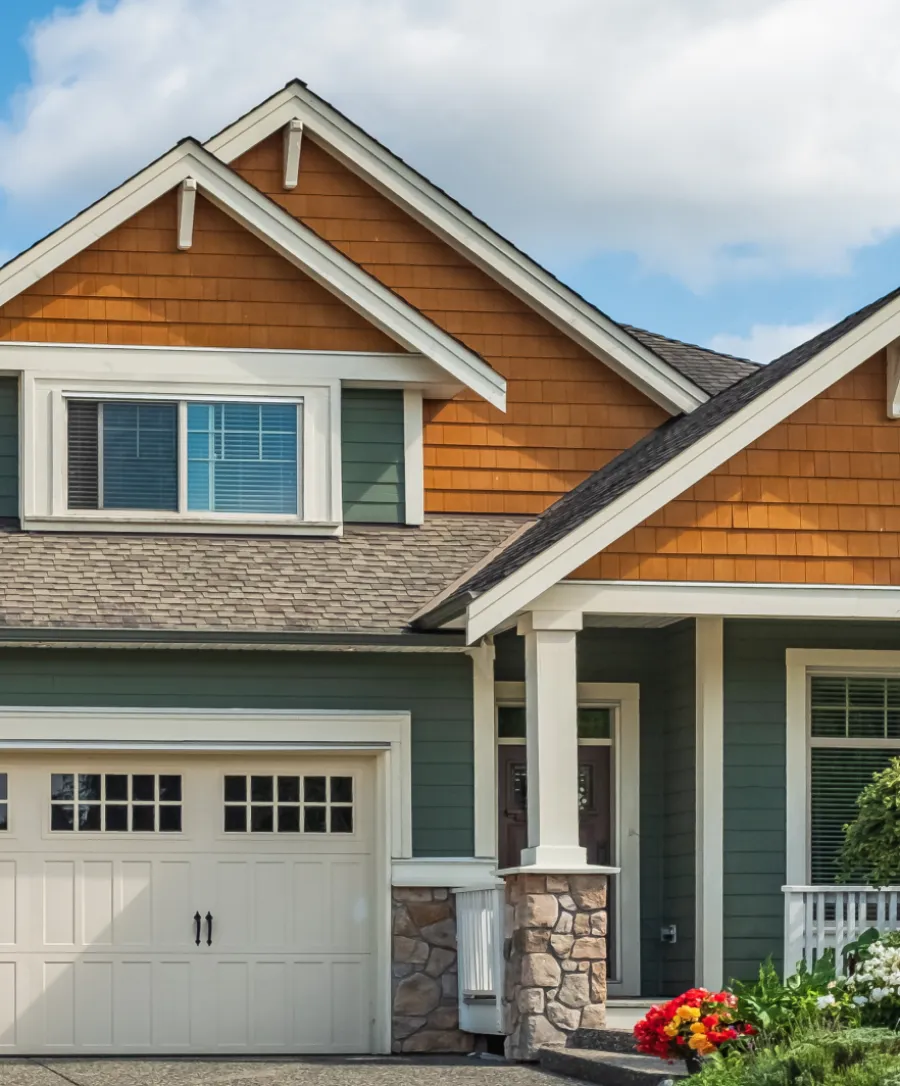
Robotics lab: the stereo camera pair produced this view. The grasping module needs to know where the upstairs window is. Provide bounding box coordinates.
[66,398,301,518]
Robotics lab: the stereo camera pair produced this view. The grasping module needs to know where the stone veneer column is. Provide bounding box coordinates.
[504,872,608,1061]
[391,887,475,1053]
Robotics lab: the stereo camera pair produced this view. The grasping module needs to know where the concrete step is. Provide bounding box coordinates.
[571,1028,639,1054]
[540,1047,687,1086]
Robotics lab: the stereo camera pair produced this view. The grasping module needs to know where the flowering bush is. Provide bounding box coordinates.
[846,932,900,1027]
[634,987,755,1067]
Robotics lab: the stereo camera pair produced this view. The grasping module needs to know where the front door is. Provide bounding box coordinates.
[497,744,611,870]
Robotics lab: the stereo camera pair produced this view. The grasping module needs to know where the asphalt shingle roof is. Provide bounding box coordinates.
[621,326,760,394]
[0,515,525,637]
[421,285,900,620]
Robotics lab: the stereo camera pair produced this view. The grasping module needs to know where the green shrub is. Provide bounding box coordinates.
[731,954,857,1043]
[694,1028,900,1086]
[838,756,900,887]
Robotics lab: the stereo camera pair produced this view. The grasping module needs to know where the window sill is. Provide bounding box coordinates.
[21,516,343,538]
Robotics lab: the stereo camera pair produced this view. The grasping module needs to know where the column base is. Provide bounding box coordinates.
[520,844,589,868]
[502,871,609,1062]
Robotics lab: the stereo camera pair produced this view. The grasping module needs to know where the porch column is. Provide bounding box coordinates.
[695,616,724,990]
[517,610,586,869]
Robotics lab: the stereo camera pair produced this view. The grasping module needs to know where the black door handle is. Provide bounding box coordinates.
[205,911,213,946]
[193,911,201,946]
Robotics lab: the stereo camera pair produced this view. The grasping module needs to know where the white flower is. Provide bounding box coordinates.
[817,994,836,1009]
[872,988,887,1003]
[853,996,868,1005]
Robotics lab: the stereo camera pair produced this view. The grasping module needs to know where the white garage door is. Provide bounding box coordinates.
[0,753,376,1055]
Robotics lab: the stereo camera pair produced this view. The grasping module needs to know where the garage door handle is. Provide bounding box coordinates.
[205,911,213,947]
[193,911,201,946]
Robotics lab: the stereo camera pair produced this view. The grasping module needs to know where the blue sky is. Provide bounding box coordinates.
[2,0,900,363]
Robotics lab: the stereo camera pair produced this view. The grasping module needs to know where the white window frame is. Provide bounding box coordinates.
[786,649,900,885]
[22,371,342,534]
[494,680,641,997]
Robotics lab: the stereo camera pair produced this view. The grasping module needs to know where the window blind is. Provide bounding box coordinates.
[67,400,99,509]
[187,402,298,515]
[809,675,900,882]
[102,402,177,510]
[810,747,900,882]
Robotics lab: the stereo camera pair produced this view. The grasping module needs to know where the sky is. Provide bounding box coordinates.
[2,1,900,363]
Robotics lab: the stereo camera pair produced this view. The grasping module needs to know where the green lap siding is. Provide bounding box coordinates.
[0,648,474,856]
[0,377,18,518]
[496,621,696,996]
[723,619,900,982]
[341,389,405,523]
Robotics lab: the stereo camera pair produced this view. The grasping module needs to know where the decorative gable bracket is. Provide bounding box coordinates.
[176,178,198,250]
[283,119,304,189]
[888,341,900,418]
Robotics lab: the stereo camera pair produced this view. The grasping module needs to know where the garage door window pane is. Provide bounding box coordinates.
[224,773,354,835]
[49,773,182,833]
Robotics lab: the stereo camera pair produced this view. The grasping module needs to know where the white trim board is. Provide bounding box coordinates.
[0,140,505,411]
[0,706,413,859]
[205,82,705,416]
[465,300,900,642]
[494,679,641,996]
[535,580,900,621]
[785,649,900,886]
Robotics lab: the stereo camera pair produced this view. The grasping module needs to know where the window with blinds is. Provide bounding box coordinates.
[809,675,900,882]
[66,398,301,517]
[67,401,177,511]
[187,402,298,514]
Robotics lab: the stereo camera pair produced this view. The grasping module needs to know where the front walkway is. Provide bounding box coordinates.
[0,1059,564,1086]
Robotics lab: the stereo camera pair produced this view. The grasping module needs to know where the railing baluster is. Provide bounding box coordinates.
[784,885,900,980]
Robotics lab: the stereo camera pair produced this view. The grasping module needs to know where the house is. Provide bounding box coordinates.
[0,78,895,1061]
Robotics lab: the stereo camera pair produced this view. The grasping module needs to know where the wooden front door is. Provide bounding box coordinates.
[497,745,611,870]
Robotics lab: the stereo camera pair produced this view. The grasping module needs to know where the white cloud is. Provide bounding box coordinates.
[708,320,832,363]
[2,0,900,286]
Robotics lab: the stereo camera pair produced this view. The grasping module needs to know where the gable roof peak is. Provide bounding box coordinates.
[205,80,711,416]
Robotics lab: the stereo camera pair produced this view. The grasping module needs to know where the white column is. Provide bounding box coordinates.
[517,610,586,869]
[695,616,724,989]
[469,639,497,859]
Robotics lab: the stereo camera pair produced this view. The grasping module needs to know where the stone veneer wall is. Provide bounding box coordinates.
[391,887,475,1053]
[504,873,608,1061]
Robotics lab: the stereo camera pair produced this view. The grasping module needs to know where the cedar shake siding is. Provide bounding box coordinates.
[0,191,396,352]
[572,351,900,585]
[231,134,667,516]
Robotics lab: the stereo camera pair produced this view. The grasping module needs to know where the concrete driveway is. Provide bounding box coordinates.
[0,1058,567,1086]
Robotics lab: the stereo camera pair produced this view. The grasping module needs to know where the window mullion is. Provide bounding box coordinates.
[177,400,188,514]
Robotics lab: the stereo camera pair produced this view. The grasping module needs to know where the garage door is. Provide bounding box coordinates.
[0,753,376,1055]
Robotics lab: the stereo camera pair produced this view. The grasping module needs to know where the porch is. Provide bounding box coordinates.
[457,607,900,1047]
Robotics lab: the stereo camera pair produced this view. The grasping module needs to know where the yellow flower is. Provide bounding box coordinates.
[677,1005,701,1021]
[690,1022,707,1034]
[689,1034,715,1055]
[664,1022,680,1038]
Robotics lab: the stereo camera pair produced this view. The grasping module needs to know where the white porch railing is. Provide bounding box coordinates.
[783,885,900,974]
[453,884,506,1035]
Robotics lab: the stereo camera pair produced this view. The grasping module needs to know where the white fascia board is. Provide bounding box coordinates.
[0,140,505,411]
[534,580,900,621]
[206,84,705,415]
[465,305,900,642]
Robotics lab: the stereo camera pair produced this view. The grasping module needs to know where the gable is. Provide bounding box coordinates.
[573,351,900,586]
[0,190,397,352]
[232,134,667,514]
